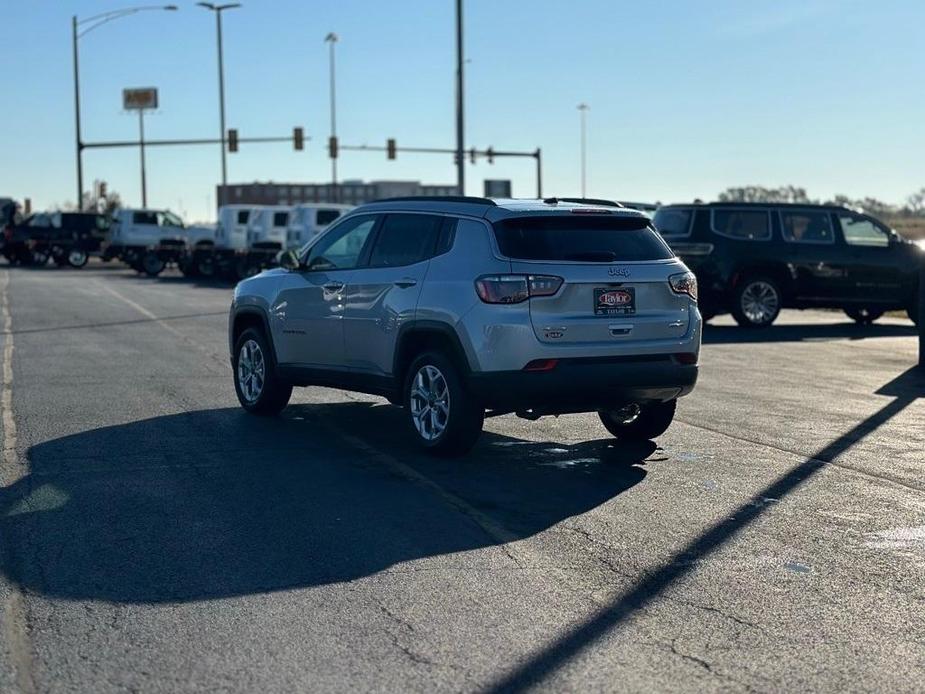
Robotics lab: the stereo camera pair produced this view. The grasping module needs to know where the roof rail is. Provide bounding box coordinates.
[549,197,623,208]
[370,195,497,206]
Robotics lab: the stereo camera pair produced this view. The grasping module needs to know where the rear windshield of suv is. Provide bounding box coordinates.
[493,215,674,262]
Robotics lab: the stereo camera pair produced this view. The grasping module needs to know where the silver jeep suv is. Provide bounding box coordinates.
[229,197,701,455]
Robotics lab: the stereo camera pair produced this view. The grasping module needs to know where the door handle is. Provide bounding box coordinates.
[394,278,418,288]
[322,281,345,292]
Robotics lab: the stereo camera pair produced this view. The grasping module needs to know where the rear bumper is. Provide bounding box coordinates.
[466,356,698,413]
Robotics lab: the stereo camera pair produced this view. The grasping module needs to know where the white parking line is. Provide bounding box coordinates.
[1,271,18,475]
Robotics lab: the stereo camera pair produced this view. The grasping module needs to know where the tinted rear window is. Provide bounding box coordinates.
[652,208,692,237]
[711,210,771,240]
[493,216,673,262]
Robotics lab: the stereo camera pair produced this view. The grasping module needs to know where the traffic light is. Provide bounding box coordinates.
[469,148,476,164]
[99,182,107,198]
[328,136,338,159]
[486,147,495,164]
[227,128,238,153]
[293,127,304,151]
[387,138,397,160]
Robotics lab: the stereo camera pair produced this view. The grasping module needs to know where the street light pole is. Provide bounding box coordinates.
[577,103,589,198]
[138,110,147,207]
[72,16,83,210]
[455,0,465,196]
[325,32,339,203]
[72,5,177,211]
[198,3,241,208]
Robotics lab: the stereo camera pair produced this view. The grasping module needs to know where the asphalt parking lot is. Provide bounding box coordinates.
[0,262,922,693]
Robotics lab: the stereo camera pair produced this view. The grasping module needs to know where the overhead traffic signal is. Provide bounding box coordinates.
[328,136,338,159]
[227,128,238,153]
[387,138,397,160]
[486,147,495,164]
[469,148,476,164]
[293,127,304,151]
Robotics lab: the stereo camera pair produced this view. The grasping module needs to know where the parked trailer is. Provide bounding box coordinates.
[287,203,352,249]
[209,205,289,281]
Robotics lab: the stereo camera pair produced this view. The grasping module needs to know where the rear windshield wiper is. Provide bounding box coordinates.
[562,251,618,262]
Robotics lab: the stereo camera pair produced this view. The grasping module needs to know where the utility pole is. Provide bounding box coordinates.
[577,103,589,198]
[455,0,465,196]
[72,16,83,210]
[325,32,339,203]
[198,3,241,206]
[138,110,147,207]
[72,6,178,210]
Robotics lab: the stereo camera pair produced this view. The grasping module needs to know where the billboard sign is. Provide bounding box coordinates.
[484,179,512,198]
[123,88,158,111]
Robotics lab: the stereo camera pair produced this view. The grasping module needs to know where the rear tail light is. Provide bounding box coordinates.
[475,274,563,304]
[669,271,698,301]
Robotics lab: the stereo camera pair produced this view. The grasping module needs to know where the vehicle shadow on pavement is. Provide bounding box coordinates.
[703,321,917,344]
[483,365,925,693]
[0,402,654,604]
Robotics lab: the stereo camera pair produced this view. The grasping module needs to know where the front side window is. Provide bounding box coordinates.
[781,210,834,244]
[159,211,184,228]
[839,214,890,247]
[273,211,289,227]
[652,208,692,237]
[236,210,250,225]
[369,214,442,268]
[305,215,378,271]
[711,210,770,240]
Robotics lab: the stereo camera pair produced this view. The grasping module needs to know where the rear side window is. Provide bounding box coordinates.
[492,215,673,262]
[316,209,341,226]
[236,210,250,225]
[273,212,289,227]
[781,210,834,244]
[652,208,692,237]
[711,210,770,240]
[369,214,443,268]
[133,211,158,226]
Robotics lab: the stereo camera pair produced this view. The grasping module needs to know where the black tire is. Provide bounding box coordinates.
[178,258,199,278]
[234,257,259,282]
[731,276,781,328]
[67,248,88,268]
[232,328,292,415]
[599,400,677,441]
[844,307,884,325]
[141,251,166,277]
[403,351,484,456]
[197,255,216,278]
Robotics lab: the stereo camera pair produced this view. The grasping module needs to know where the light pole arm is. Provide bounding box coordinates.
[77,5,177,38]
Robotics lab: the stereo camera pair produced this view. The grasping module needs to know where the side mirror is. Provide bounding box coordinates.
[277,249,301,271]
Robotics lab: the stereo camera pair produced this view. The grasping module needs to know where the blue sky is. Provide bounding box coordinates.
[1,0,923,221]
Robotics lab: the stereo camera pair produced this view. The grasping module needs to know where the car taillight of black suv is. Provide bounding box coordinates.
[653,202,922,327]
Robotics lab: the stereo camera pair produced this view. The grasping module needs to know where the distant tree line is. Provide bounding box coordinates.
[717,185,925,219]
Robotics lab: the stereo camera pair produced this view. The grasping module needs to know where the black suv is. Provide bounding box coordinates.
[652,202,922,327]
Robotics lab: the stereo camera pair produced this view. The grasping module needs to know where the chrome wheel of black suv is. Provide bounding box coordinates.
[732,277,781,328]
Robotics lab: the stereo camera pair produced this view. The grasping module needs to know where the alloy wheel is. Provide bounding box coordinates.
[741,281,779,325]
[409,365,451,441]
[237,339,266,403]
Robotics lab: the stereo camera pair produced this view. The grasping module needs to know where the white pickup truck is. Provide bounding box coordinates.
[105,209,214,276]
